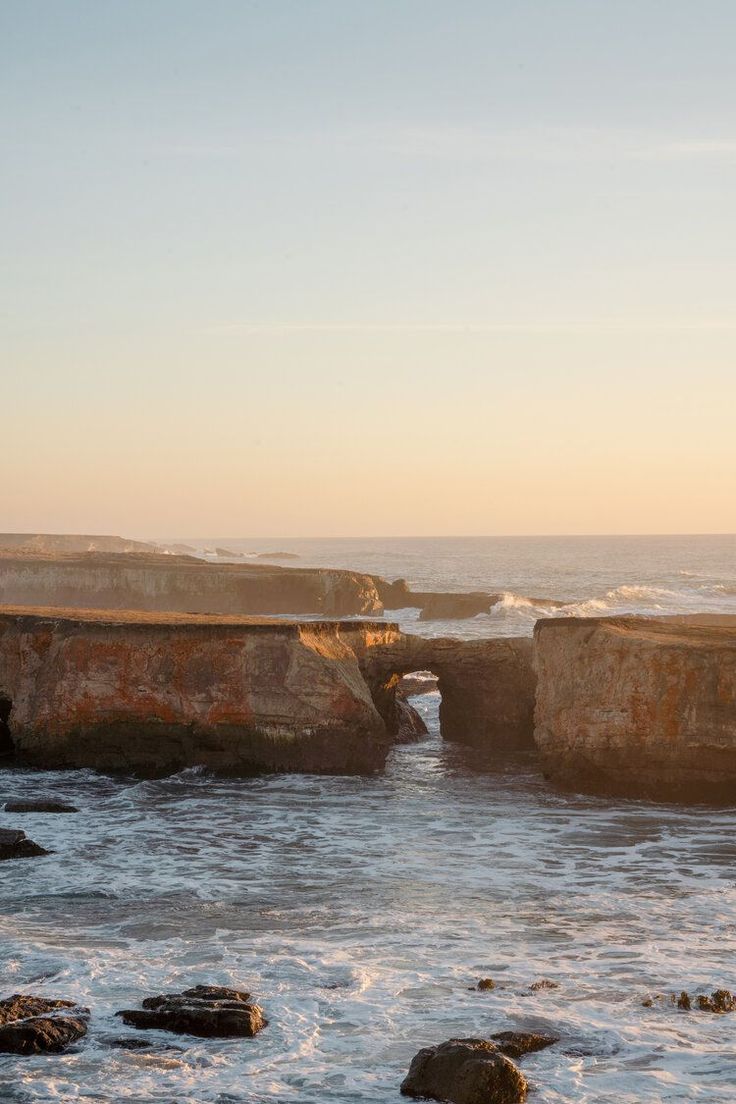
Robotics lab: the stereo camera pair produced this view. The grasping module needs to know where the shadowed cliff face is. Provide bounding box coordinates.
[534,615,736,802]
[353,633,537,751]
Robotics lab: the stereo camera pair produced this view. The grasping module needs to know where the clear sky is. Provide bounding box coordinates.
[2,0,735,537]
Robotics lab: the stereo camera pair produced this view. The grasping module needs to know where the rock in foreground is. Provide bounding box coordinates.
[4,800,79,813]
[0,995,88,1054]
[401,1037,527,1104]
[0,828,50,860]
[116,984,267,1038]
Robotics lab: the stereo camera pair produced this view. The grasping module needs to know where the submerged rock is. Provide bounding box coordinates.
[4,800,79,813]
[0,828,50,860]
[0,995,88,1055]
[116,984,267,1038]
[401,1037,527,1103]
[529,979,560,992]
[490,1031,559,1059]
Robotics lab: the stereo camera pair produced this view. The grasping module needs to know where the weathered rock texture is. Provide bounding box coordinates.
[0,551,383,617]
[357,635,536,750]
[0,608,536,775]
[117,984,267,1038]
[401,1037,528,1103]
[0,995,88,1054]
[0,828,50,860]
[534,615,736,801]
[0,608,396,775]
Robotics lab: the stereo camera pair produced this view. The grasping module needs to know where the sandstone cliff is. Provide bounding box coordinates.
[0,608,396,775]
[534,615,736,801]
[0,552,383,617]
[354,633,536,750]
[0,608,536,775]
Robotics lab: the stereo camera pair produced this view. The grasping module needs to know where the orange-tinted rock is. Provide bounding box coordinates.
[534,615,736,800]
[0,608,395,775]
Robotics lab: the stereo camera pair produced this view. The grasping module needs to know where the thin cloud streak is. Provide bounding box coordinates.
[201,319,736,336]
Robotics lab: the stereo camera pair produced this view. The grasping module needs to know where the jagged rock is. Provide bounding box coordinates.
[0,828,50,860]
[677,991,692,1010]
[529,979,560,992]
[534,614,736,800]
[491,1031,559,1059]
[394,698,429,742]
[696,989,735,1013]
[116,984,267,1038]
[476,978,496,991]
[401,1037,527,1103]
[4,800,78,813]
[0,995,88,1054]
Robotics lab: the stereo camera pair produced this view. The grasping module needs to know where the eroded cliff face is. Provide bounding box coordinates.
[0,609,394,775]
[355,634,536,751]
[0,553,383,617]
[534,615,736,801]
[0,608,536,775]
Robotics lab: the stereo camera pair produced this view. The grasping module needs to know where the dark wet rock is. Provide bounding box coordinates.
[116,984,267,1038]
[167,984,253,1004]
[696,989,735,1013]
[476,978,496,991]
[677,991,691,1010]
[401,1037,527,1103]
[0,827,50,860]
[4,800,79,813]
[529,979,559,992]
[395,698,429,742]
[0,994,88,1055]
[104,1035,182,1051]
[491,1031,559,1059]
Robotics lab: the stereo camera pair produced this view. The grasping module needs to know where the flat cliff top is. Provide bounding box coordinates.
[535,613,736,647]
[0,549,368,579]
[0,605,396,633]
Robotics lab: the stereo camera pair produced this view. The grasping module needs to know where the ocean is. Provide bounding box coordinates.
[2,535,735,1102]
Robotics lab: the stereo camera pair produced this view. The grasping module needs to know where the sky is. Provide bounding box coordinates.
[2,0,735,537]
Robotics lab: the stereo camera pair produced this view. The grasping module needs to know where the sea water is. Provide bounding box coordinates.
[1,536,735,1102]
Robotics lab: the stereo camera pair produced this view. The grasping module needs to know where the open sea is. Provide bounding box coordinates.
[2,535,735,1102]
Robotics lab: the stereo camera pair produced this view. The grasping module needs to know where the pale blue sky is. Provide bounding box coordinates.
[2,1,735,535]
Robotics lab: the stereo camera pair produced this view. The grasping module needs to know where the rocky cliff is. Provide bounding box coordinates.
[0,552,383,617]
[0,608,536,775]
[354,633,536,750]
[534,615,736,801]
[0,608,396,775]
